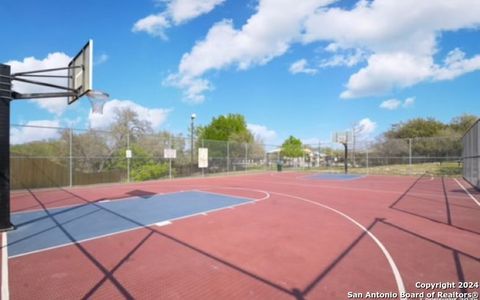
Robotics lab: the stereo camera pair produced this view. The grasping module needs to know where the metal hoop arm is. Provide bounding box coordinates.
[11,77,77,92]
[12,91,77,99]
[11,65,82,76]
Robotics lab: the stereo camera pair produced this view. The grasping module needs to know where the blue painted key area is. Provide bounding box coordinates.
[8,191,251,257]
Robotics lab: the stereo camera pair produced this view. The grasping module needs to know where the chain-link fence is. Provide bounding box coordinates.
[10,124,464,190]
[304,136,462,176]
[10,124,276,189]
[462,119,480,189]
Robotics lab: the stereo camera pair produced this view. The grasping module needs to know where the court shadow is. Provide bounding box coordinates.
[378,219,480,294]
[295,219,378,299]
[389,175,480,235]
[126,189,157,199]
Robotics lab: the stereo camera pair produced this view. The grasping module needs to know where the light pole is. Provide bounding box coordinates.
[191,113,196,168]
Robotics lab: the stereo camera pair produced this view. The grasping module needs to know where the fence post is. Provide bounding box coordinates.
[127,129,130,183]
[245,143,248,173]
[227,141,230,174]
[69,128,73,187]
[168,137,172,179]
[202,139,204,177]
[366,144,369,175]
[408,138,412,175]
[264,144,267,171]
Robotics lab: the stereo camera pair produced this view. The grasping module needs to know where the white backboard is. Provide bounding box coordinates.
[332,131,352,144]
[126,149,132,158]
[68,40,93,104]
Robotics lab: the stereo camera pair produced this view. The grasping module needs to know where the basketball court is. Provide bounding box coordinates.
[1,172,479,299]
[1,40,479,299]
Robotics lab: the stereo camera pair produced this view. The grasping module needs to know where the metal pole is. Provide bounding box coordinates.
[409,138,412,175]
[202,139,205,177]
[69,128,73,187]
[344,142,348,174]
[245,143,249,173]
[190,120,194,165]
[318,140,321,168]
[227,141,230,174]
[366,143,369,175]
[264,143,267,171]
[127,130,130,183]
[352,129,355,167]
[0,64,13,230]
[168,138,172,179]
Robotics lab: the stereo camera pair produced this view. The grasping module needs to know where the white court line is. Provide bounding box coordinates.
[454,179,480,207]
[233,176,470,201]
[270,191,407,300]
[155,221,171,227]
[303,174,368,181]
[2,232,9,300]
[9,194,258,259]
[193,188,270,202]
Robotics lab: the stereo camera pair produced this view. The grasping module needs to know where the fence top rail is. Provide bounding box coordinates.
[10,123,111,133]
[462,118,480,139]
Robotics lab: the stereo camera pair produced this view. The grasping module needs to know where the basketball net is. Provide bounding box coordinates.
[86,90,109,114]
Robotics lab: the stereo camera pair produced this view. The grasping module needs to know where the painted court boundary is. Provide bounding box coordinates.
[2,232,9,300]
[454,178,480,207]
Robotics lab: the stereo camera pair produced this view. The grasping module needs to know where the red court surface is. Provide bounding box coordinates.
[2,172,480,299]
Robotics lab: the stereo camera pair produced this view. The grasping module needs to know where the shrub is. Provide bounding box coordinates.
[132,163,170,181]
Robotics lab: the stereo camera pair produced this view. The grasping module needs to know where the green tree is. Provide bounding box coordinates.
[385,118,445,139]
[280,136,303,158]
[449,114,478,134]
[198,114,253,143]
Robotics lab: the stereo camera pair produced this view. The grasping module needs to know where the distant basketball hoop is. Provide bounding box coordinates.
[332,131,353,174]
[332,131,352,144]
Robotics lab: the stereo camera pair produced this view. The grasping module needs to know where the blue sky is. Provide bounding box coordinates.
[2,0,480,145]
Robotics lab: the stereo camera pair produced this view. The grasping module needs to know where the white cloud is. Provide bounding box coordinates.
[340,52,433,99]
[380,97,415,110]
[95,53,109,65]
[403,97,415,107]
[303,0,480,98]
[319,48,366,68]
[6,53,72,115]
[168,0,226,24]
[10,120,61,145]
[289,59,317,75]
[433,48,480,81]
[133,0,225,39]
[247,123,277,143]
[88,99,171,130]
[354,118,376,137]
[163,73,212,103]
[133,14,170,39]
[168,0,336,102]
[380,98,401,110]
[147,0,480,101]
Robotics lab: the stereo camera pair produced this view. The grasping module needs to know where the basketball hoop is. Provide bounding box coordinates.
[86,90,109,114]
